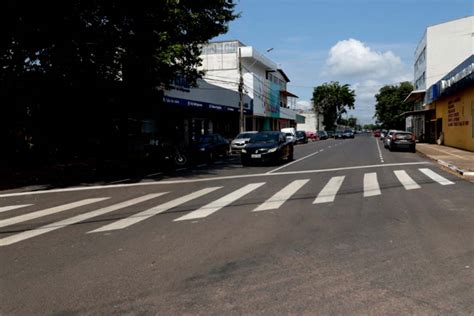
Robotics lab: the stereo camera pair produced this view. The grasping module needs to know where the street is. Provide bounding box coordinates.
[1,134,473,314]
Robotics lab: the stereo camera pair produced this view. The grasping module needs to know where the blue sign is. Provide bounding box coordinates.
[163,96,252,114]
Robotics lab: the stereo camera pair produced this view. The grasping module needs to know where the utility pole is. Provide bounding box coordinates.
[238,47,245,133]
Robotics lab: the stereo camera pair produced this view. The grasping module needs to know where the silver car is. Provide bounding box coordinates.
[384,130,402,148]
[230,131,258,154]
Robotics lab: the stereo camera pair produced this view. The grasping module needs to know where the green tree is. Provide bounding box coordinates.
[347,116,358,128]
[311,82,356,131]
[1,0,237,164]
[374,82,414,129]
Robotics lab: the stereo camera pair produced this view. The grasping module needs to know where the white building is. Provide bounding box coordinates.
[162,40,300,142]
[406,15,474,141]
[296,111,324,132]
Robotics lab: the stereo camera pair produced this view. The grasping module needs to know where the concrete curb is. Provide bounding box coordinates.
[436,159,474,177]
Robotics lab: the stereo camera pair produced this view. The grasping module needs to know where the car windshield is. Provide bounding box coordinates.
[249,133,279,144]
[236,133,255,139]
[285,133,292,137]
[296,131,305,137]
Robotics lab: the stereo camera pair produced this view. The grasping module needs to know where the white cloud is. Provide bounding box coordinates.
[323,39,412,124]
[296,100,312,111]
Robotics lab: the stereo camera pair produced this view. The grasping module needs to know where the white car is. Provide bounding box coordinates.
[230,131,258,154]
[281,127,297,144]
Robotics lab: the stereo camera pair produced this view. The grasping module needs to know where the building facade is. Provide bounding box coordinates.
[406,15,474,141]
[296,111,325,132]
[160,40,299,144]
[425,55,474,151]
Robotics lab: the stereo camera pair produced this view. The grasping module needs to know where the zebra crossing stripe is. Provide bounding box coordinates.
[253,179,309,212]
[0,198,109,228]
[313,176,345,204]
[419,168,455,185]
[0,193,166,247]
[89,187,222,232]
[363,173,381,197]
[393,170,421,190]
[174,183,265,221]
[0,204,33,213]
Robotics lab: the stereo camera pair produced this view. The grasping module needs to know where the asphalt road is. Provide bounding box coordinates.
[1,134,473,315]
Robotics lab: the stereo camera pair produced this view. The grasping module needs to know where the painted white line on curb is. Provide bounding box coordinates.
[0,162,432,198]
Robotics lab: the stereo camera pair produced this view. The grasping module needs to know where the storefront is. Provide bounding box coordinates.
[426,55,474,151]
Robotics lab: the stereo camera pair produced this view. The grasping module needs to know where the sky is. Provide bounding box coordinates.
[214,0,474,125]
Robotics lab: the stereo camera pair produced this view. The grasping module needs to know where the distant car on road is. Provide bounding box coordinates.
[281,127,297,144]
[305,131,317,141]
[343,129,355,139]
[334,131,344,139]
[388,132,416,152]
[241,131,294,165]
[230,131,258,154]
[373,130,381,137]
[295,130,308,144]
[318,131,328,140]
[193,133,230,162]
[380,129,388,141]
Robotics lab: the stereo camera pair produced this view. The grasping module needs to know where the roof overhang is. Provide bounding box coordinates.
[280,90,298,98]
[403,89,426,103]
[401,109,434,117]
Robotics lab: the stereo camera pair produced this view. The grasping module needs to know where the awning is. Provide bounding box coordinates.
[280,90,299,98]
[403,89,426,103]
[401,108,434,117]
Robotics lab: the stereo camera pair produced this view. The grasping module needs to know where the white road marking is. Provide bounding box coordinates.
[146,172,163,177]
[419,168,455,185]
[175,168,188,172]
[197,164,207,168]
[363,173,381,197]
[89,187,221,232]
[0,204,32,213]
[0,193,166,246]
[0,198,108,228]
[375,137,384,163]
[266,149,322,174]
[253,179,309,212]
[108,178,131,184]
[313,176,345,204]
[0,162,431,198]
[174,183,265,221]
[393,170,421,190]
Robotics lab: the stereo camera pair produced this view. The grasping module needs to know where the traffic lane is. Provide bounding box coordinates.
[377,137,427,164]
[148,139,336,180]
[1,164,473,314]
[271,134,383,173]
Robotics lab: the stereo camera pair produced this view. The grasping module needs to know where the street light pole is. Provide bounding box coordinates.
[238,47,245,133]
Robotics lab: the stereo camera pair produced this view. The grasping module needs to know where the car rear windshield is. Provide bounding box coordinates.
[296,131,305,136]
[249,133,279,143]
[394,133,412,139]
[236,133,255,139]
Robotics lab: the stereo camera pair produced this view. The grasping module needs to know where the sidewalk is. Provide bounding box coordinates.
[416,143,474,178]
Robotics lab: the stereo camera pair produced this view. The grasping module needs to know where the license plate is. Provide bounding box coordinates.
[398,140,408,143]
[251,154,261,158]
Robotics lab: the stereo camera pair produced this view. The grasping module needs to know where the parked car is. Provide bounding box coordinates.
[305,131,318,141]
[241,131,294,165]
[326,131,334,138]
[334,130,344,139]
[318,131,328,140]
[281,127,297,143]
[383,130,399,148]
[230,131,258,154]
[295,130,308,144]
[343,129,355,139]
[389,132,416,152]
[193,133,230,162]
[380,129,388,141]
[373,130,381,137]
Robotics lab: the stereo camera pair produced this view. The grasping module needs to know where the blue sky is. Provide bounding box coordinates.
[214,0,474,124]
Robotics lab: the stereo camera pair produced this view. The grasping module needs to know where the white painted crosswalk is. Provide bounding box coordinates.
[363,173,381,197]
[174,183,265,221]
[0,168,459,246]
[313,176,345,204]
[0,204,32,213]
[253,179,309,212]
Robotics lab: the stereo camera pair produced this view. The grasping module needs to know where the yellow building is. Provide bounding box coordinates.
[427,56,474,152]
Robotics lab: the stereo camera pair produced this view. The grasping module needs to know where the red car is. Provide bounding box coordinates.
[305,131,318,141]
[373,130,381,137]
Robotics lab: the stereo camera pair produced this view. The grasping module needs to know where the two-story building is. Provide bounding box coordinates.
[405,15,473,142]
[160,40,300,144]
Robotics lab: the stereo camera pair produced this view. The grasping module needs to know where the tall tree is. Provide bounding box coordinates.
[1,0,237,164]
[311,82,356,131]
[374,82,414,129]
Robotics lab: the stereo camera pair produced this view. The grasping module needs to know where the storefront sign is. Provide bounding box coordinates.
[441,62,474,93]
[163,96,252,114]
[447,98,469,127]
